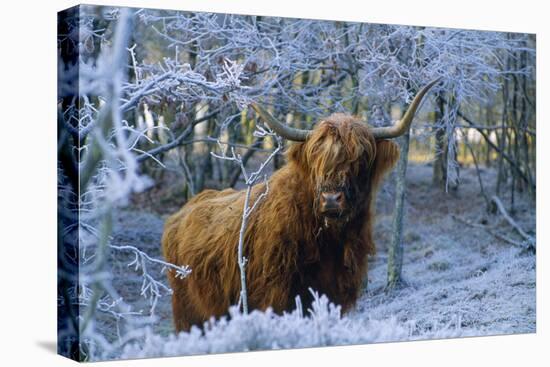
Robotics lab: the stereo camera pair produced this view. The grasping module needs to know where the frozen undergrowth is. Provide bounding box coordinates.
[104,165,535,360]
[118,291,461,360]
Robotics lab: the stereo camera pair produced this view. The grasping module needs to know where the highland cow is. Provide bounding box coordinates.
[162,80,440,332]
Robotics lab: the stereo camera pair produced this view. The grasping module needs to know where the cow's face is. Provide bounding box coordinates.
[289,114,376,223]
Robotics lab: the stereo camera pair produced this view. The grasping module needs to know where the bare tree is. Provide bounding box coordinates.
[211,126,282,312]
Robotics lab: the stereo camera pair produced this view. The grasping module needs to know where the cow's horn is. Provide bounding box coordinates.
[371,78,442,139]
[250,103,311,142]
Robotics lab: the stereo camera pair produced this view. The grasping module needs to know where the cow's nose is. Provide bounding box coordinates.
[321,191,344,210]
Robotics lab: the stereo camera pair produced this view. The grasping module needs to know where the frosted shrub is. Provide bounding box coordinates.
[118,290,461,360]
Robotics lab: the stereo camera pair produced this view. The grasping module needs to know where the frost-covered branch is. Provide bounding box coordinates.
[490,196,534,243]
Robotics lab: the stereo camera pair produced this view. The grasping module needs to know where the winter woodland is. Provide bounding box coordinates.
[57,5,535,361]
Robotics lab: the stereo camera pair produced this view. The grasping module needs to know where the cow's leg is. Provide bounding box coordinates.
[172,292,197,332]
[169,277,205,333]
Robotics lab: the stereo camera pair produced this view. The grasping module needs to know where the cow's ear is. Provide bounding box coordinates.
[371,139,400,189]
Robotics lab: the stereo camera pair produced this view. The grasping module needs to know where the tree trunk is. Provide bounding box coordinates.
[484,105,493,167]
[387,131,410,289]
[194,117,216,192]
[496,52,510,195]
[432,94,447,188]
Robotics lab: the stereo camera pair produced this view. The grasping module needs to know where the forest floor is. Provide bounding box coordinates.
[353,164,535,338]
[106,162,536,348]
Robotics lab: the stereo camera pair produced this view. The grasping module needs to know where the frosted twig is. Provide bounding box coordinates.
[211,124,282,313]
[490,196,534,242]
[451,215,524,248]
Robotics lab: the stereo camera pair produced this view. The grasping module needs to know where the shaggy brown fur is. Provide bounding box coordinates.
[162,114,400,332]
